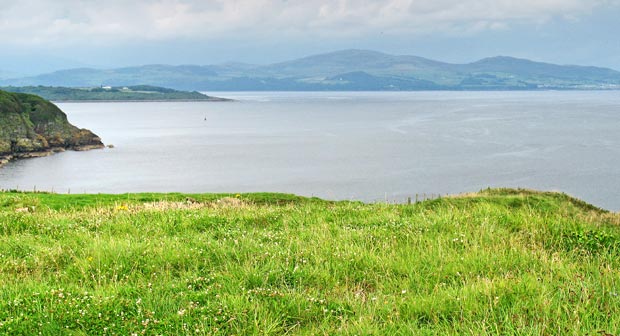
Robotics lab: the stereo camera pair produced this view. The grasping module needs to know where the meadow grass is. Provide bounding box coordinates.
[0,189,619,335]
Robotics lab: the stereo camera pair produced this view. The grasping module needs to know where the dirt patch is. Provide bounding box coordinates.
[212,197,247,208]
[140,201,208,211]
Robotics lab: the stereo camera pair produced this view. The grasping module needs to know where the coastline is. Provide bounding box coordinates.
[51,97,234,103]
[0,144,105,168]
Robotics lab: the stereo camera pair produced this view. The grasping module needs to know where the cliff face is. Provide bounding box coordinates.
[0,90,103,166]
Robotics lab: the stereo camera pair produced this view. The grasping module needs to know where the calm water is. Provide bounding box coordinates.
[1,91,619,210]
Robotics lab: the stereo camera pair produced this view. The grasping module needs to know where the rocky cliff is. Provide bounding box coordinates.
[0,89,104,167]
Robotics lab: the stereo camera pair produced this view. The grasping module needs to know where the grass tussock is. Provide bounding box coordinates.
[0,189,619,335]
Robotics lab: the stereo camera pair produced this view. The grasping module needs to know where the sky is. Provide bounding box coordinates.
[1,0,619,75]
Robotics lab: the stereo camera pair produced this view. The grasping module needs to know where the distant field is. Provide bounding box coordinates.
[0,85,229,102]
[0,189,619,334]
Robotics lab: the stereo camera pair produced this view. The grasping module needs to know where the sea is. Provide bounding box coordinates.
[1,91,619,210]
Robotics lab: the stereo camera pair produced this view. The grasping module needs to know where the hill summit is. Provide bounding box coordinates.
[2,49,620,91]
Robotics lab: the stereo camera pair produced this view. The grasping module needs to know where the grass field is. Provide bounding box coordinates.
[0,189,619,335]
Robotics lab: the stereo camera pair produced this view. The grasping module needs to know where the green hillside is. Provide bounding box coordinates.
[0,188,619,334]
[0,89,103,166]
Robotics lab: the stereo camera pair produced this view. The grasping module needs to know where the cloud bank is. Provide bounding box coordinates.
[0,0,617,46]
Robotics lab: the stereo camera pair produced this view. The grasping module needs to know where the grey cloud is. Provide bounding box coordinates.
[0,0,617,46]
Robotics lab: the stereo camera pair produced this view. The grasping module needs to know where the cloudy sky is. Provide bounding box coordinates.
[1,0,619,75]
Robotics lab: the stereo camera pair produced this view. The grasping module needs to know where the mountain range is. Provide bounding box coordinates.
[2,49,619,91]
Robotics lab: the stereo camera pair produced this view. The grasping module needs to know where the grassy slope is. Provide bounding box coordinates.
[0,189,619,335]
[0,89,103,156]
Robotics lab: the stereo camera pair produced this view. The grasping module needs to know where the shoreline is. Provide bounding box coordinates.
[0,144,105,168]
[51,97,234,103]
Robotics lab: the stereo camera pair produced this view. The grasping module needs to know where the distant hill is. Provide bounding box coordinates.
[0,85,231,102]
[2,50,620,91]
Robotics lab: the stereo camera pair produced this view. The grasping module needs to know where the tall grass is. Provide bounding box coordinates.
[0,189,619,335]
